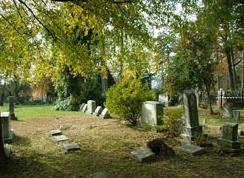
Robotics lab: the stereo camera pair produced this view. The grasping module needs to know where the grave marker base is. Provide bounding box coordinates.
[131,147,156,162]
[63,143,80,152]
[178,144,206,155]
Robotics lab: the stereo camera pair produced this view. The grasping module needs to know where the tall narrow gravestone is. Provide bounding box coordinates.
[181,90,203,143]
[87,100,96,114]
[1,112,14,142]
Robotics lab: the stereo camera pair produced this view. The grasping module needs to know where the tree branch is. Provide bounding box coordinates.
[17,0,56,40]
[52,0,132,4]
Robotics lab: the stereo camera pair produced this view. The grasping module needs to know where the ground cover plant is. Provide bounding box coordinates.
[0,104,243,178]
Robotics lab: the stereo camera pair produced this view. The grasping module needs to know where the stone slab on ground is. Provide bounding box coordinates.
[53,135,69,142]
[49,129,62,136]
[178,144,206,155]
[63,143,80,152]
[88,171,113,178]
[131,147,156,162]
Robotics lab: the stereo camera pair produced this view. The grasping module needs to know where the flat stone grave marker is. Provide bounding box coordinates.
[100,108,110,119]
[53,135,69,142]
[49,129,62,136]
[131,147,156,162]
[63,143,80,152]
[178,144,206,155]
[93,106,103,116]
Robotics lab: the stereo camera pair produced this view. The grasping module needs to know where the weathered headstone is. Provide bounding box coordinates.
[81,104,88,112]
[218,123,241,154]
[79,103,86,111]
[158,94,168,107]
[141,101,164,126]
[232,110,240,123]
[223,103,233,118]
[49,129,62,136]
[87,100,96,114]
[93,106,103,116]
[178,144,206,155]
[53,135,69,142]
[9,96,16,120]
[63,143,80,152]
[131,147,156,162]
[1,112,14,142]
[181,89,203,143]
[99,108,110,119]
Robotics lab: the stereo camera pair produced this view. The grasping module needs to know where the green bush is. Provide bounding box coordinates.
[105,77,155,125]
[54,96,80,111]
[163,107,183,137]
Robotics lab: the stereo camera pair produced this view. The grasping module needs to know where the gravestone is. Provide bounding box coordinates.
[53,135,69,142]
[218,123,241,154]
[141,101,164,126]
[232,110,240,123]
[9,96,16,120]
[131,147,156,162]
[63,143,80,152]
[223,103,233,118]
[99,108,110,119]
[181,90,203,143]
[79,103,86,111]
[87,100,96,114]
[82,104,88,112]
[1,112,14,142]
[158,94,168,107]
[178,144,206,155]
[49,129,62,136]
[93,106,103,116]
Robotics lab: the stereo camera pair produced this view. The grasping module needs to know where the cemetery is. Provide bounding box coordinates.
[0,0,244,178]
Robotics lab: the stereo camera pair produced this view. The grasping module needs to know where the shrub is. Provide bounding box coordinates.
[163,107,183,137]
[105,77,155,125]
[54,96,80,111]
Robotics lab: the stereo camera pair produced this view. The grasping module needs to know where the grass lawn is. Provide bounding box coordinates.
[0,104,244,178]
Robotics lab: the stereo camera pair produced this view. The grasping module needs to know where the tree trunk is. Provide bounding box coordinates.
[225,47,235,90]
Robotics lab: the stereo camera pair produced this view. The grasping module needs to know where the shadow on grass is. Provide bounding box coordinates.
[13,135,31,146]
[0,143,243,178]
